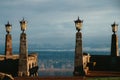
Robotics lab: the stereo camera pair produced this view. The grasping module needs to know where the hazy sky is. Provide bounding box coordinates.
[0,0,120,51]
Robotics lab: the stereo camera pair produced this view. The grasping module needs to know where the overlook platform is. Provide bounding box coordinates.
[14,71,120,80]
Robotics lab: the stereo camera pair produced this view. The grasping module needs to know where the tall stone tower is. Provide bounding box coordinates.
[5,22,12,57]
[73,17,85,76]
[111,22,119,56]
[18,18,29,76]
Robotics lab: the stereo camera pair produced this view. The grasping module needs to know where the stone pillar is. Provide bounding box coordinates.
[73,31,85,76]
[5,33,12,57]
[18,32,29,76]
[111,33,119,56]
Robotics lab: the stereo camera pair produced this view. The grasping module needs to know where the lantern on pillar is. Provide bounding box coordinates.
[20,18,27,32]
[74,17,83,32]
[111,22,119,56]
[73,17,85,76]
[111,22,118,34]
[5,22,12,34]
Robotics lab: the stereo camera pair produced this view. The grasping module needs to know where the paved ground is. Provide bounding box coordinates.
[14,71,120,80]
[14,77,86,80]
[87,71,120,77]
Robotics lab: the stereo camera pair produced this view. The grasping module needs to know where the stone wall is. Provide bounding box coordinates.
[89,55,120,71]
[0,58,19,77]
[0,53,38,77]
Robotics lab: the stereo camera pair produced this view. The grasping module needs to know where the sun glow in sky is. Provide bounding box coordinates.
[0,0,120,51]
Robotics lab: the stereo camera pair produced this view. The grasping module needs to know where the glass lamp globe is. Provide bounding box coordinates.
[111,22,118,33]
[74,17,83,31]
[20,18,27,32]
[5,22,12,33]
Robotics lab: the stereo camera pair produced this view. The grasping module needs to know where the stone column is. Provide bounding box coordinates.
[73,31,85,76]
[111,33,119,56]
[5,33,12,57]
[18,32,29,76]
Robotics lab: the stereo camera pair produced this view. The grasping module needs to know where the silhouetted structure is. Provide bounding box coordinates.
[89,22,120,72]
[0,19,38,77]
[73,18,120,76]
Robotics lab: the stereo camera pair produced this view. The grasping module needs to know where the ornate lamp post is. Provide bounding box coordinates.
[111,22,119,56]
[73,17,85,76]
[5,22,12,57]
[20,18,27,33]
[18,18,29,76]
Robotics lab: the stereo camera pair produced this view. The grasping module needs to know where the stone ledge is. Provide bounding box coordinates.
[0,72,14,80]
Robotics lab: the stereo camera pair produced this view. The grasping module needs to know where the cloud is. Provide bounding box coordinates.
[0,0,120,49]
